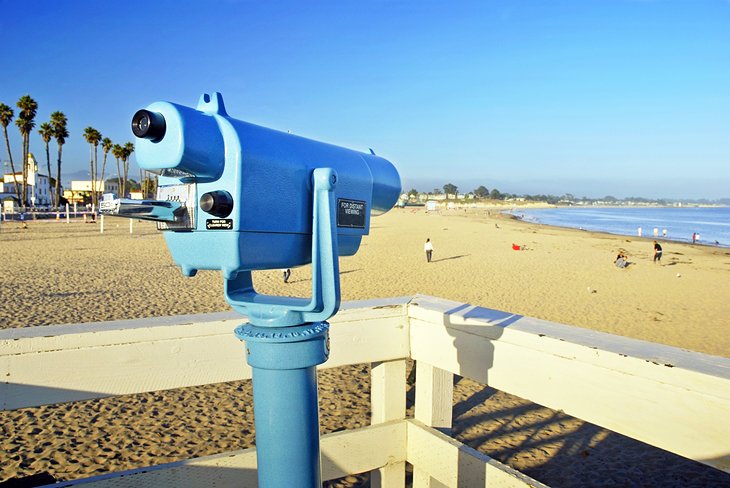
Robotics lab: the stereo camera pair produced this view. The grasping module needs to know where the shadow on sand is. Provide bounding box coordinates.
[431,254,470,263]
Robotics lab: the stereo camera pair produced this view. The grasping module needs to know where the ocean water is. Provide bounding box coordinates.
[515,207,730,247]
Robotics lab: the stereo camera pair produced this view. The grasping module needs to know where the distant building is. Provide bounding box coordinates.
[105,180,120,196]
[1,154,53,207]
[64,179,120,205]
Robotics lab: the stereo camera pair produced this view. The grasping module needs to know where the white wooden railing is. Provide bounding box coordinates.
[2,295,729,487]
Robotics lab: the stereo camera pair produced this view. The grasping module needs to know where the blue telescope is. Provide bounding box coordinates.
[101,92,400,487]
[116,92,399,277]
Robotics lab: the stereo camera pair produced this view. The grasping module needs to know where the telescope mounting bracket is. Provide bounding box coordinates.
[225,167,341,328]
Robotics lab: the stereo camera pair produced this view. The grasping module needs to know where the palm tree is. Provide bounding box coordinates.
[38,122,55,206]
[120,142,134,197]
[15,95,38,206]
[0,102,22,204]
[139,168,146,199]
[92,130,102,205]
[139,168,156,199]
[100,137,112,195]
[82,126,102,206]
[83,127,95,204]
[442,183,458,199]
[50,111,68,207]
[112,143,123,193]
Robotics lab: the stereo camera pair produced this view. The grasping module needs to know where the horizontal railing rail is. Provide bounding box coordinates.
[0,297,411,410]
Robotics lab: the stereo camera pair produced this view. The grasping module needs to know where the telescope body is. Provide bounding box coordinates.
[104,93,400,279]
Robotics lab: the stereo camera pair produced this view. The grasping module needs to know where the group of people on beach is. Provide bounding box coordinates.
[638,227,668,239]
[638,227,713,246]
[614,240,663,269]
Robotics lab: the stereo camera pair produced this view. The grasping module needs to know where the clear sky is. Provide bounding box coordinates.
[1,0,728,199]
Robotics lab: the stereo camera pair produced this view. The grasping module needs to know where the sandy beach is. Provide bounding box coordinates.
[1,208,729,487]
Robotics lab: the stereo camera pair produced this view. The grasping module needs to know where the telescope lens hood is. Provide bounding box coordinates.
[132,109,166,142]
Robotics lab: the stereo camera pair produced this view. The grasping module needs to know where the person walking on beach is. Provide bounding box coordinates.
[692,232,697,244]
[637,226,642,237]
[282,268,291,283]
[653,241,663,264]
[424,238,434,263]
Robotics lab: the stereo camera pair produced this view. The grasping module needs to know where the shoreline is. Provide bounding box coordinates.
[502,206,730,249]
[509,214,730,249]
[453,206,729,253]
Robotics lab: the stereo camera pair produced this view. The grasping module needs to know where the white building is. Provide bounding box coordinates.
[65,179,121,204]
[70,180,119,194]
[1,154,53,207]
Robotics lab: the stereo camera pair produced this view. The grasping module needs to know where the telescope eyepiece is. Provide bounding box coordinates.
[132,109,166,142]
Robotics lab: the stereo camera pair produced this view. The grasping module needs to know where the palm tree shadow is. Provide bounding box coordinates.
[431,254,470,263]
[451,389,730,487]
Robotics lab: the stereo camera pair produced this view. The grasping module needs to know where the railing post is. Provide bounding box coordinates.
[370,359,407,488]
[413,361,453,488]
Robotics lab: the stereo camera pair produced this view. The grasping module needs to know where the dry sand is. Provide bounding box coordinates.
[1,209,729,487]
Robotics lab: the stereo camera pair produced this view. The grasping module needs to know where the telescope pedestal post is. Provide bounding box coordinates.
[228,168,341,487]
[235,322,329,488]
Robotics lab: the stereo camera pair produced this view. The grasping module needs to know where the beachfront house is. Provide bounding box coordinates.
[65,179,121,205]
[1,154,53,208]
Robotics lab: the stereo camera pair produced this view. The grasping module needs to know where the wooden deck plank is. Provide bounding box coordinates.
[407,420,548,488]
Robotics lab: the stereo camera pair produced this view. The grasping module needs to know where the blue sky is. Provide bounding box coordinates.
[1,0,728,199]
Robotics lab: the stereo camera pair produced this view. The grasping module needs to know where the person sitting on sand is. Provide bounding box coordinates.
[615,251,629,268]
